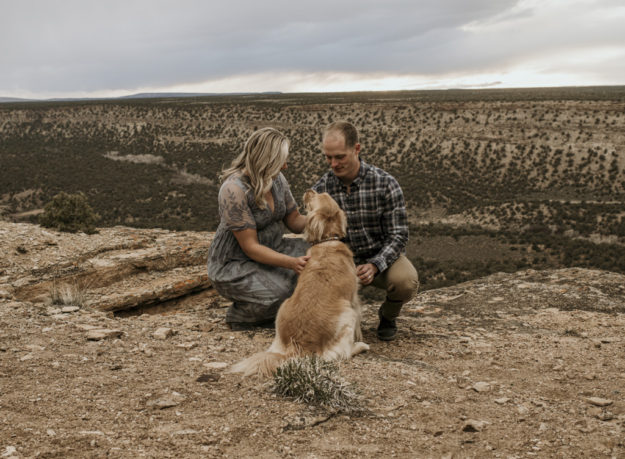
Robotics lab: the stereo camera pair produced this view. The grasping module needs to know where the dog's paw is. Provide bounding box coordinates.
[352,342,369,355]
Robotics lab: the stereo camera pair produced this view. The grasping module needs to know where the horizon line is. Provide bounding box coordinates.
[2,84,625,104]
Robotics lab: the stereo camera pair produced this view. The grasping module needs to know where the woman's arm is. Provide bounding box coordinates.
[283,208,307,234]
[232,228,309,274]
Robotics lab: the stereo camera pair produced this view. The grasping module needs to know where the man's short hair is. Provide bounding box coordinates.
[324,120,359,148]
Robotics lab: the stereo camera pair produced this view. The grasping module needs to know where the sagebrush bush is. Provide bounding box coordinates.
[39,192,100,234]
[272,356,363,413]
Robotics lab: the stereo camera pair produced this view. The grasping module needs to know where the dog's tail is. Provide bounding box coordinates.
[229,351,289,377]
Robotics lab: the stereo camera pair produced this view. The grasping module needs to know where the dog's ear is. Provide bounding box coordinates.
[315,194,339,217]
[304,211,324,242]
[305,207,347,241]
[326,207,346,239]
[337,207,347,237]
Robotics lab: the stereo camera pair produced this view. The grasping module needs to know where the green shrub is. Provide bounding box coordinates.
[39,192,100,234]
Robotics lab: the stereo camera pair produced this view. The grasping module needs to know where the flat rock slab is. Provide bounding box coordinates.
[1,220,215,313]
[153,327,175,340]
[204,362,229,370]
[86,329,123,340]
[462,419,489,432]
[586,397,613,407]
[90,268,211,312]
[411,267,625,316]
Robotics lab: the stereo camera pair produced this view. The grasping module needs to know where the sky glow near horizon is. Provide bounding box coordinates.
[1,0,624,99]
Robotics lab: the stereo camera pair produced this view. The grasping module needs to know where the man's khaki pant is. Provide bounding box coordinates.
[370,255,419,320]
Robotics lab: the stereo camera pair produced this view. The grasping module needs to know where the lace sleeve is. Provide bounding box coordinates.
[218,179,256,231]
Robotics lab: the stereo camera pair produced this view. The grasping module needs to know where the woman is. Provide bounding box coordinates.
[207,128,309,330]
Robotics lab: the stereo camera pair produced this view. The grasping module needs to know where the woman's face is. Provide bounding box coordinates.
[272,143,289,178]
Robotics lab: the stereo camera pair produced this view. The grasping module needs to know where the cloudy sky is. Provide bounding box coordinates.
[2,0,624,99]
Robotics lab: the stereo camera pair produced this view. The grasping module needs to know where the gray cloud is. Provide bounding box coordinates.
[1,0,623,96]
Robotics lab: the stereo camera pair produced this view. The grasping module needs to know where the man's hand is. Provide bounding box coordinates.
[356,263,378,285]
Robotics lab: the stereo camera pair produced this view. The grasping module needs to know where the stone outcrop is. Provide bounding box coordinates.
[413,266,625,316]
[1,221,214,311]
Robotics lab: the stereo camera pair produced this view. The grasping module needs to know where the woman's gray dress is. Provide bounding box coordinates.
[206,172,309,324]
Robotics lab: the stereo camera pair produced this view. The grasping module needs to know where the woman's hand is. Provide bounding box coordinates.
[290,255,310,274]
[233,228,310,272]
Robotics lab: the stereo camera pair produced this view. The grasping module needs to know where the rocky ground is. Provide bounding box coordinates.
[1,222,625,458]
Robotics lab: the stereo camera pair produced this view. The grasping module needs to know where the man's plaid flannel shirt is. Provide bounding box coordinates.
[312,160,408,273]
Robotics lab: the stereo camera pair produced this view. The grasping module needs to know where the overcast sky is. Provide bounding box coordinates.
[2,0,624,99]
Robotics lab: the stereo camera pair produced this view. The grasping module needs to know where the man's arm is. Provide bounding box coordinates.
[366,178,408,273]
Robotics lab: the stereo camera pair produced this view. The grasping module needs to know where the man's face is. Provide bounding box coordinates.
[322,132,360,184]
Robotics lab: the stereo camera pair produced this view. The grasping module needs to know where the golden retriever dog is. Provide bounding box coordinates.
[230,190,369,377]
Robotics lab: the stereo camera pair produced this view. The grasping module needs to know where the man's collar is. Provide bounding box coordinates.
[353,159,369,185]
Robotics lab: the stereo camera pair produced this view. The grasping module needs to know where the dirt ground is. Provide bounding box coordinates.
[2,265,625,458]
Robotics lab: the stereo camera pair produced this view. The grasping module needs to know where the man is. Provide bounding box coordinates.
[312,120,419,341]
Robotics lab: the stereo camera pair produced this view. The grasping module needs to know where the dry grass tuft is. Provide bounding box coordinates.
[271,356,364,414]
[48,279,89,308]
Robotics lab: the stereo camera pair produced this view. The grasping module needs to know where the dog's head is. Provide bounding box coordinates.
[303,190,347,243]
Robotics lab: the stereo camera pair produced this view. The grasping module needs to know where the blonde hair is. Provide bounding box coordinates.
[221,127,289,209]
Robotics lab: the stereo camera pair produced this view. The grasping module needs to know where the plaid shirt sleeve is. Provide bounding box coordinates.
[367,177,408,273]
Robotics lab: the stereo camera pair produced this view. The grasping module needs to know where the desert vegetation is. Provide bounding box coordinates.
[272,356,363,414]
[38,191,100,234]
[1,86,624,289]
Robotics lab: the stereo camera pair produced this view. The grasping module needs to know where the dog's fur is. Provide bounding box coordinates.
[229,190,369,377]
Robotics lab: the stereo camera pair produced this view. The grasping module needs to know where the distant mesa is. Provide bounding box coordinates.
[0,91,283,103]
[120,92,283,99]
[120,92,214,99]
[0,97,33,103]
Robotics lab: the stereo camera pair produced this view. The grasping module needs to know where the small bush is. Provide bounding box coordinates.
[48,279,88,308]
[39,192,100,234]
[271,356,363,414]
